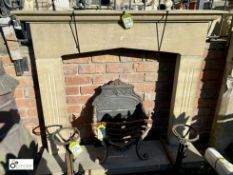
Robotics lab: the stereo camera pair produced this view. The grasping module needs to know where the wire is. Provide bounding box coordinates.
[72,10,81,53]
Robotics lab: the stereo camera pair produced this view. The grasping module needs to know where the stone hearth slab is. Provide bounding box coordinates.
[36,140,204,175]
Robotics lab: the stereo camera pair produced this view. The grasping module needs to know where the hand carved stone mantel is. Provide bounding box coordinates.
[14,10,229,58]
[14,10,227,153]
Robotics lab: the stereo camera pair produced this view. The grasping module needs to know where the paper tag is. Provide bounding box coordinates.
[68,141,83,158]
[121,12,133,29]
[97,124,106,141]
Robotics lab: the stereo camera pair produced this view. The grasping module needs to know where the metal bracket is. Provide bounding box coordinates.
[13,57,29,76]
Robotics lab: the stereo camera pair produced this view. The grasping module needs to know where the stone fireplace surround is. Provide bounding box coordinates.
[14,10,227,156]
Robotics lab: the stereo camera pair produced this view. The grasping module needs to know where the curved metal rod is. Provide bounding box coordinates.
[183,126,191,138]
[136,138,149,160]
[172,124,199,143]
[51,127,81,146]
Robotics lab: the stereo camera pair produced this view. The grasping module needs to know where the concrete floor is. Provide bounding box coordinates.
[36,140,204,175]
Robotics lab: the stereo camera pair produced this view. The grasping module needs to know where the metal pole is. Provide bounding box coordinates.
[35,0,39,10]
[114,0,116,9]
[223,0,227,10]
[52,0,56,11]
[129,0,132,10]
[210,0,214,9]
[187,0,190,9]
[174,143,185,169]
[99,0,102,9]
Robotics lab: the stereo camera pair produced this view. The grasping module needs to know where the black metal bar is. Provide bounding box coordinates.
[99,0,102,9]
[13,59,23,76]
[172,0,175,9]
[35,0,39,10]
[174,143,185,169]
[210,0,214,9]
[72,11,81,53]
[92,119,151,125]
[114,0,116,9]
[52,0,56,11]
[136,138,149,160]
[187,0,190,9]
[223,0,227,10]
[184,127,191,137]
[99,139,108,163]
[144,0,146,10]
[129,0,132,10]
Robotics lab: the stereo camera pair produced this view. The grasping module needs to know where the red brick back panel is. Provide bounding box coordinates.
[63,51,176,140]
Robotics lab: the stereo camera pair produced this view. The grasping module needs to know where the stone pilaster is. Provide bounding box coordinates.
[36,58,69,154]
[168,55,203,145]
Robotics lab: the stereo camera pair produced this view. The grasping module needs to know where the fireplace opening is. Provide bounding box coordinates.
[62,48,176,143]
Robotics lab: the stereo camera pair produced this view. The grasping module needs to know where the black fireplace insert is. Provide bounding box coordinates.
[91,79,153,163]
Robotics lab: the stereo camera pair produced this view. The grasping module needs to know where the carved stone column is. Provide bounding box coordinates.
[36,58,69,154]
[168,55,203,145]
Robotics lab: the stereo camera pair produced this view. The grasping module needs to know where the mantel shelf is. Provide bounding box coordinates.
[13,10,230,22]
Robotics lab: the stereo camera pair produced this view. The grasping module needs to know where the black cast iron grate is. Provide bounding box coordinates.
[92,79,153,163]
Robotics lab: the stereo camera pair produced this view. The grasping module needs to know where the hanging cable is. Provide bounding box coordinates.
[155,12,168,53]
[71,10,81,53]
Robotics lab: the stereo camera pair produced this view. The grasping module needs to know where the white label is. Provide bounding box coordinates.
[97,125,106,141]
[123,17,133,29]
[71,144,82,156]
[68,141,83,157]
[9,159,33,170]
